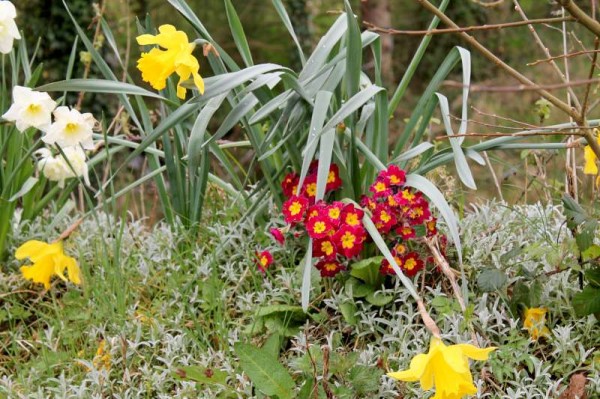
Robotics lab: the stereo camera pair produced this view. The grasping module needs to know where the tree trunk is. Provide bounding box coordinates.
[360,0,394,86]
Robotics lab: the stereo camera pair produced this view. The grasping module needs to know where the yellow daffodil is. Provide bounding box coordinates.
[16,240,81,289]
[523,307,550,340]
[387,338,496,399]
[136,24,205,99]
[583,130,600,175]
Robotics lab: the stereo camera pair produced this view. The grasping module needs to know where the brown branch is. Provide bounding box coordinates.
[364,17,574,36]
[527,49,600,66]
[557,0,600,38]
[442,78,600,92]
[582,38,600,119]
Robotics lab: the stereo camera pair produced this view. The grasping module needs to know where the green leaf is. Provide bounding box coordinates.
[271,0,306,66]
[175,366,228,386]
[365,291,393,307]
[344,277,375,298]
[262,333,283,359]
[235,343,295,399]
[572,285,600,317]
[585,267,600,288]
[344,0,361,99]
[350,256,383,286]
[224,0,253,67]
[583,246,600,263]
[8,177,39,202]
[339,301,358,326]
[256,305,306,320]
[348,365,383,395]
[37,79,167,100]
[477,268,508,292]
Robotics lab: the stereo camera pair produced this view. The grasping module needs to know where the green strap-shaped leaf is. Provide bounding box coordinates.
[37,79,167,100]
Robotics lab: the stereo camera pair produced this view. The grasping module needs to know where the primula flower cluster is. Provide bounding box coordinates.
[2,86,96,187]
[361,165,439,277]
[278,162,365,277]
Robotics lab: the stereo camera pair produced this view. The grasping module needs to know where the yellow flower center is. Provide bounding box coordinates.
[313,221,327,234]
[395,244,406,254]
[346,213,359,226]
[306,183,317,196]
[390,175,401,184]
[402,190,415,201]
[328,208,340,219]
[341,232,356,249]
[405,258,417,270]
[65,122,80,134]
[289,202,302,215]
[322,241,334,255]
[260,256,269,267]
[374,181,387,192]
[324,263,337,272]
[380,211,391,223]
[26,103,42,115]
[327,171,336,183]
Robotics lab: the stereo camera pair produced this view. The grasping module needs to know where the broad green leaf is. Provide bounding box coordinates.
[572,285,600,317]
[585,267,600,287]
[235,343,295,399]
[476,268,508,292]
[365,291,394,307]
[345,277,375,298]
[339,301,358,326]
[175,366,227,386]
[271,0,306,66]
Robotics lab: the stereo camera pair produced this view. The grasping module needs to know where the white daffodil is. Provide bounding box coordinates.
[36,147,90,188]
[1,86,57,132]
[43,106,96,149]
[0,1,20,54]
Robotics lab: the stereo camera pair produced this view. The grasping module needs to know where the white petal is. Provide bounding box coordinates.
[82,113,96,129]
[5,19,20,40]
[0,34,14,54]
[53,106,71,121]
[1,102,21,122]
[0,1,17,19]
[12,85,31,103]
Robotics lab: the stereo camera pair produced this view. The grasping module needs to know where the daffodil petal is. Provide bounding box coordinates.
[387,353,429,382]
[455,344,497,361]
[441,345,469,374]
[20,259,55,289]
[15,240,59,261]
[584,145,598,175]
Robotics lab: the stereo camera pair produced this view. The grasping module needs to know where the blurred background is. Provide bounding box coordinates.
[12,0,600,206]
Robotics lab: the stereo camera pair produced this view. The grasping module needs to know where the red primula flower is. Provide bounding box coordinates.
[306,215,333,239]
[302,175,318,203]
[397,224,416,240]
[340,204,364,228]
[382,165,406,186]
[386,194,400,208]
[401,252,424,277]
[380,255,403,276]
[326,163,343,192]
[426,217,437,237]
[407,199,431,225]
[369,179,392,198]
[315,259,345,277]
[395,188,420,207]
[333,225,366,258]
[255,250,273,273]
[269,227,285,245]
[360,195,377,211]
[324,201,344,226]
[393,242,407,256]
[373,204,396,234]
[282,195,309,224]
[313,236,337,259]
[306,201,327,221]
[281,172,299,198]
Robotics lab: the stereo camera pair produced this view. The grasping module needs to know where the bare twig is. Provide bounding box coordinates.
[513,0,580,111]
[557,0,600,38]
[528,49,600,66]
[416,0,600,160]
[581,38,600,119]
[442,78,600,92]
[364,16,573,36]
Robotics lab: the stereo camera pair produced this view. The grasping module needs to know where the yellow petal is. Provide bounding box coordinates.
[137,48,177,91]
[584,146,598,175]
[15,240,57,261]
[387,353,429,382]
[193,71,205,94]
[455,344,497,361]
[440,345,469,374]
[20,259,55,289]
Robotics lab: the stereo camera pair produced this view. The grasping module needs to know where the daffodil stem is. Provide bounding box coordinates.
[417,300,441,338]
[425,237,479,344]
